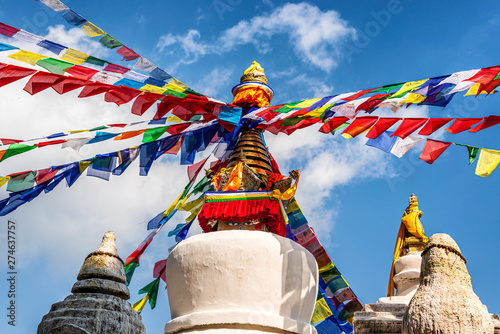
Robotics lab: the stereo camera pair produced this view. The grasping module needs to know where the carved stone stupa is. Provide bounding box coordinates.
[37,231,145,334]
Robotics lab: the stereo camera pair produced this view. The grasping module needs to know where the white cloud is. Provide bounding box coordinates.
[156,2,356,72]
[192,66,234,100]
[265,126,396,239]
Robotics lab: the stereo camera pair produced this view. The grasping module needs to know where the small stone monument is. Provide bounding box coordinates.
[402,233,494,334]
[37,231,145,334]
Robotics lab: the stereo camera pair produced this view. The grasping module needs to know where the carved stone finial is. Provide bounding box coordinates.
[403,233,494,334]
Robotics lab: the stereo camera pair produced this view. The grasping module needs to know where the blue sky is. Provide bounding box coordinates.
[0,1,499,333]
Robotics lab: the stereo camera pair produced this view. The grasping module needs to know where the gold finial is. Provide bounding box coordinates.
[240,61,268,84]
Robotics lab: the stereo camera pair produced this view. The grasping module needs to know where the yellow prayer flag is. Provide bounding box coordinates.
[391,79,428,97]
[311,298,333,325]
[302,104,334,118]
[81,21,106,37]
[140,84,167,94]
[67,129,88,134]
[0,176,10,188]
[79,160,92,174]
[8,50,47,66]
[167,77,189,91]
[401,92,426,104]
[464,82,493,96]
[132,295,149,313]
[475,148,500,177]
[177,196,204,212]
[60,48,89,65]
[166,116,183,124]
[292,98,321,109]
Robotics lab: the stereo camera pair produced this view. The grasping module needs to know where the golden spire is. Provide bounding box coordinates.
[387,194,428,297]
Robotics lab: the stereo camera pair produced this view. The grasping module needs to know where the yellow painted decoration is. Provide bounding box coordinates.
[8,50,47,66]
[401,92,426,104]
[475,148,500,177]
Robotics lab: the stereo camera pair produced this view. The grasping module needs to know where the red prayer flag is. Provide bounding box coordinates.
[23,72,65,95]
[341,116,378,138]
[154,96,183,120]
[365,118,399,139]
[0,138,23,145]
[78,82,113,98]
[116,46,140,61]
[418,118,453,136]
[167,123,191,135]
[0,22,20,37]
[319,116,349,133]
[132,92,162,116]
[153,259,167,284]
[124,231,156,267]
[37,139,67,148]
[187,156,210,182]
[51,77,89,94]
[35,168,58,185]
[342,88,374,101]
[419,139,452,164]
[391,118,428,139]
[469,115,500,133]
[356,93,390,113]
[103,63,130,74]
[0,65,37,87]
[65,65,98,80]
[445,118,483,134]
[104,86,141,105]
[283,118,319,135]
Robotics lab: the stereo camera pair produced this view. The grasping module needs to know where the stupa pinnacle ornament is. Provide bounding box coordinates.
[198,62,299,237]
[387,193,428,298]
[38,231,145,334]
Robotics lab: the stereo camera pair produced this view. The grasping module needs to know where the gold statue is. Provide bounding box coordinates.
[387,194,428,297]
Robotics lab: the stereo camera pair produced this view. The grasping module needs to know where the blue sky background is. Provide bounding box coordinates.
[0,1,499,333]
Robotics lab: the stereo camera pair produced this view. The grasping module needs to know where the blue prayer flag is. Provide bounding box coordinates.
[140,142,159,176]
[37,40,66,55]
[62,10,87,26]
[365,131,397,153]
[0,43,19,52]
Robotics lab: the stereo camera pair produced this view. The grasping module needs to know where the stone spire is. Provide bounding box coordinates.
[38,231,145,334]
[403,233,494,334]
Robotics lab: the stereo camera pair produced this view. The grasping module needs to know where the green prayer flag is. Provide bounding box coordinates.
[142,126,169,143]
[280,117,303,126]
[1,143,37,162]
[193,177,211,195]
[99,34,123,49]
[36,58,73,75]
[454,143,480,165]
[89,125,108,131]
[163,89,187,98]
[330,123,349,136]
[188,115,202,122]
[371,83,405,94]
[124,262,139,286]
[138,278,160,310]
[6,171,36,192]
[84,56,107,67]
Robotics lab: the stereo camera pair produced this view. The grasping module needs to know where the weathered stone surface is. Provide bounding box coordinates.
[353,303,406,333]
[38,231,145,334]
[402,233,493,334]
[37,293,145,334]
